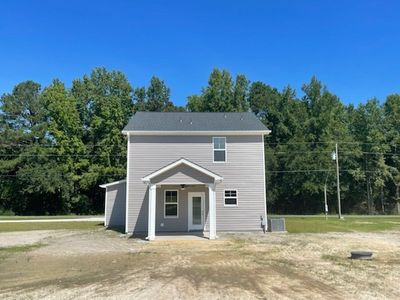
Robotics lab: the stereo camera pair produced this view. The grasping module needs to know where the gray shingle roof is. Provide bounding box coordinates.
[123,112,269,132]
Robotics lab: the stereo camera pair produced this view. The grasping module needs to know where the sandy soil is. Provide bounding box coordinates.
[0,229,399,299]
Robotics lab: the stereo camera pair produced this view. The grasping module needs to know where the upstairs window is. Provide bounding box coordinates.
[213,137,226,162]
[224,190,238,206]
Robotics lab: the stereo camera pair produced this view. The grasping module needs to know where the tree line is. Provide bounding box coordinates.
[1,67,399,215]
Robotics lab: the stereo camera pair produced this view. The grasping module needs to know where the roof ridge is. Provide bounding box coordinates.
[123,111,270,133]
[135,111,253,113]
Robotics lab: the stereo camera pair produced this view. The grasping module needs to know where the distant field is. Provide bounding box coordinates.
[270,215,400,233]
[0,215,399,233]
[0,215,103,220]
[0,221,103,232]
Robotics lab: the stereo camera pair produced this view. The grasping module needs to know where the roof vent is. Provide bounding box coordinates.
[224,114,227,118]
[189,120,193,125]
[240,115,244,120]
[179,119,183,123]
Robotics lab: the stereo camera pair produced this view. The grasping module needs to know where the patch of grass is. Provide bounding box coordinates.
[0,221,103,232]
[0,243,44,260]
[321,254,341,261]
[282,216,400,233]
[0,215,103,220]
[0,243,44,254]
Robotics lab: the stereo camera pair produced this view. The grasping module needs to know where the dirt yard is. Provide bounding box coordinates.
[0,229,399,299]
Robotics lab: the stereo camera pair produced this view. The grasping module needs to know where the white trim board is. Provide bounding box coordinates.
[125,133,131,234]
[122,130,271,136]
[261,134,268,230]
[99,179,126,188]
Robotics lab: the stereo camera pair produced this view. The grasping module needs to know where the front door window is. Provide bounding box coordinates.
[188,193,204,230]
[192,197,202,225]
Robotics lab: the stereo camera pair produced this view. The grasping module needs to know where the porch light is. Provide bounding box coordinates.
[180,184,186,190]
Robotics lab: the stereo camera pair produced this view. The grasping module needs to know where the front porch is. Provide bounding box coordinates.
[154,231,210,241]
[141,158,223,241]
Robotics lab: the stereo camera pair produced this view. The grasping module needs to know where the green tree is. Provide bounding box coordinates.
[202,69,233,111]
[0,81,55,214]
[133,76,178,112]
[41,79,89,213]
[146,76,173,111]
[232,74,250,112]
[72,68,133,211]
[384,94,400,212]
[133,87,147,112]
[351,99,391,213]
[187,68,249,112]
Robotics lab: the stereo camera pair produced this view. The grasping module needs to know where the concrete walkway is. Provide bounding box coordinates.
[0,217,104,223]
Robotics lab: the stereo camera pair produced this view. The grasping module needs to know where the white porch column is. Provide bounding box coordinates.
[208,183,217,240]
[147,184,156,241]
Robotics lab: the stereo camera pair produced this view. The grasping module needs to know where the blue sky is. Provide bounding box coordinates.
[1,0,399,106]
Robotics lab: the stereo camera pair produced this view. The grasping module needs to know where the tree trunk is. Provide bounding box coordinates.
[367,178,374,215]
[380,186,385,214]
[396,185,400,215]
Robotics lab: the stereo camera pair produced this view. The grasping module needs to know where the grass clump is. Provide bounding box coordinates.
[283,216,400,233]
[0,243,44,260]
[0,221,103,232]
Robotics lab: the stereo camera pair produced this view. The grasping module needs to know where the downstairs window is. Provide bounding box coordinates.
[224,190,238,206]
[164,190,179,218]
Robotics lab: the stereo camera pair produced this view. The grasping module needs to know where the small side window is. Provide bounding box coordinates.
[224,190,238,206]
[213,137,226,162]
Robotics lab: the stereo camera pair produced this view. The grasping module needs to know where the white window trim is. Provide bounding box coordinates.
[224,189,238,207]
[213,137,227,163]
[164,189,179,219]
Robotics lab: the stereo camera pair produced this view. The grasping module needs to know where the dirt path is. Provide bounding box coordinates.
[0,230,399,299]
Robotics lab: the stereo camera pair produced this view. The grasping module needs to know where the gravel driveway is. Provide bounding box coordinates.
[0,229,399,299]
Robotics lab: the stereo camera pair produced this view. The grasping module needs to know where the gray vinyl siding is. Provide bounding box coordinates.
[151,164,215,185]
[105,182,126,227]
[127,135,265,233]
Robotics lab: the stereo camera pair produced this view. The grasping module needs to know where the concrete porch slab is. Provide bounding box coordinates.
[154,232,209,241]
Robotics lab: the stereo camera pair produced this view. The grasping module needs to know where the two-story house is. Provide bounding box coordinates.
[100,112,270,240]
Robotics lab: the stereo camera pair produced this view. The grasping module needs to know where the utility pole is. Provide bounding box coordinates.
[334,143,342,219]
[324,173,329,221]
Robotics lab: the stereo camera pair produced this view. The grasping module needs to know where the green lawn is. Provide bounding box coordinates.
[0,215,103,220]
[0,221,103,232]
[0,215,399,234]
[276,215,400,233]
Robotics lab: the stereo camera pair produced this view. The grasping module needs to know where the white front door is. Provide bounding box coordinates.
[188,192,205,231]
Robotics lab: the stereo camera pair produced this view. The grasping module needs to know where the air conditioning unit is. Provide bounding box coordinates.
[267,218,286,232]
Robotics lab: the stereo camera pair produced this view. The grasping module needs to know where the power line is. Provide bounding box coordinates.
[1,144,398,152]
[0,174,123,177]
[265,169,393,174]
[0,151,398,158]
[265,141,400,146]
[0,154,126,157]
[0,169,391,177]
